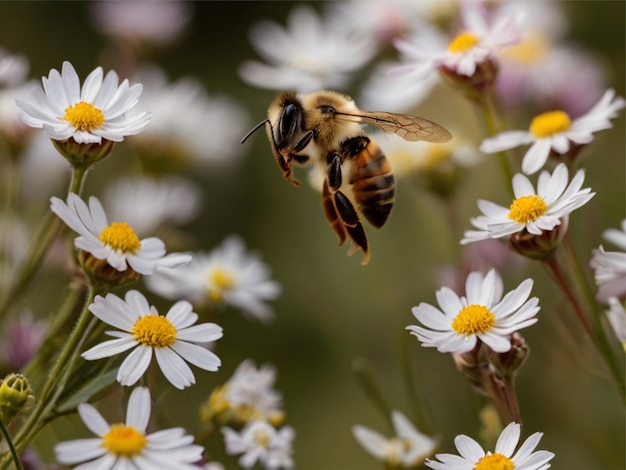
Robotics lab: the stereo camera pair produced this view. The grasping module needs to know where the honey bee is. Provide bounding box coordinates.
[242,90,452,264]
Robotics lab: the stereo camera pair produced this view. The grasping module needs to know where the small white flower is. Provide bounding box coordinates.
[591,219,626,303]
[54,387,204,469]
[129,66,249,166]
[50,193,191,275]
[104,175,202,237]
[239,5,377,92]
[481,88,625,174]
[0,47,29,87]
[425,422,554,470]
[407,269,540,354]
[16,61,152,144]
[605,297,626,351]
[353,410,437,467]
[461,164,594,245]
[82,290,222,390]
[145,235,281,322]
[222,419,295,470]
[90,0,192,45]
[393,3,521,80]
[221,359,283,420]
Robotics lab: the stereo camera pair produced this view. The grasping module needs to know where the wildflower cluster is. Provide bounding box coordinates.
[0,2,623,469]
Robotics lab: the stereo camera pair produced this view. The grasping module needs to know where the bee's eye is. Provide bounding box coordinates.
[320,105,335,115]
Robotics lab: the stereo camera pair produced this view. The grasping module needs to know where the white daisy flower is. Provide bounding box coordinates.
[239,4,378,92]
[202,359,283,426]
[54,387,204,469]
[82,290,222,390]
[393,3,521,81]
[425,421,554,470]
[605,297,626,351]
[407,269,540,354]
[222,419,295,470]
[481,89,625,174]
[50,193,191,276]
[104,175,202,237]
[145,236,281,322]
[461,164,595,245]
[16,61,152,144]
[353,410,437,467]
[591,219,626,303]
[128,66,249,167]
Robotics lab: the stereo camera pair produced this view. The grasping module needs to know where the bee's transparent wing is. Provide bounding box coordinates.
[354,111,452,143]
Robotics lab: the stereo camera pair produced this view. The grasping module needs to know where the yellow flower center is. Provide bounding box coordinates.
[208,268,235,302]
[473,453,514,470]
[451,304,496,336]
[252,426,271,448]
[384,438,414,466]
[98,222,141,253]
[63,101,105,132]
[448,31,480,54]
[508,195,548,224]
[131,315,177,348]
[102,423,147,457]
[529,110,571,138]
[502,32,549,65]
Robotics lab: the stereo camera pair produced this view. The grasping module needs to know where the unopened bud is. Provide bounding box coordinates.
[78,250,140,291]
[0,373,34,424]
[508,215,569,260]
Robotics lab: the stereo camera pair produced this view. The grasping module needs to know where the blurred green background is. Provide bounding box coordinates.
[0,1,624,469]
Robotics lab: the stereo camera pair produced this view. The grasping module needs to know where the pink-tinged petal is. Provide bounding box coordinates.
[170,341,221,371]
[117,346,152,386]
[77,403,110,437]
[154,348,195,389]
[126,387,151,431]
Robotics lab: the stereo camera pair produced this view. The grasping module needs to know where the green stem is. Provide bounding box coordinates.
[0,418,22,470]
[400,335,433,434]
[544,255,625,402]
[10,285,97,457]
[351,357,392,428]
[476,90,514,197]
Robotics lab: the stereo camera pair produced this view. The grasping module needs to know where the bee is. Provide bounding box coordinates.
[242,90,452,265]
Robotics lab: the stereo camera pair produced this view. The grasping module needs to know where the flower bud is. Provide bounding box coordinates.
[0,373,34,424]
[508,215,569,260]
[439,58,499,102]
[51,137,116,169]
[78,249,140,291]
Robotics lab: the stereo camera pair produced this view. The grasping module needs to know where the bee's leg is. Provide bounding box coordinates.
[293,130,314,152]
[322,181,347,245]
[333,190,369,265]
[327,153,342,190]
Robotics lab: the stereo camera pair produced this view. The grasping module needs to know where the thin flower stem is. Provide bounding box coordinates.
[0,418,22,470]
[476,90,514,197]
[351,357,393,428]
[401,335,433,434]
[10,285,97,457]
[544,256,625,402]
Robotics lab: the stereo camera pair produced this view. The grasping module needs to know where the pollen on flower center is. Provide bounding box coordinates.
[132,315,177,348]
[63,101,105,132]
[448,31,480,54]
[451,304,496,336]
[98,222,141,253]
[529,110,571,138]
[473,452,514,470]
[508,195,548,224]
[208,268,235,302]
[102,423,147,457]
[253,427,271,448]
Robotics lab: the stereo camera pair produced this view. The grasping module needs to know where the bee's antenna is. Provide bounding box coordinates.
[241,119,269,144]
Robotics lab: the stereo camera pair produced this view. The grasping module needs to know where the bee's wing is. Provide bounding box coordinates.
[355,111,452,143]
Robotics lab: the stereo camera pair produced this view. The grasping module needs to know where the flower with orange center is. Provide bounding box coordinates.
[425,422,554,470]
[50,193,191,276]
[16,61,152,145]
[461,164,594,246]
[55,387,205,469]
[82,290,223,390]
[407,269,539,354]
[480,88,625,174]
